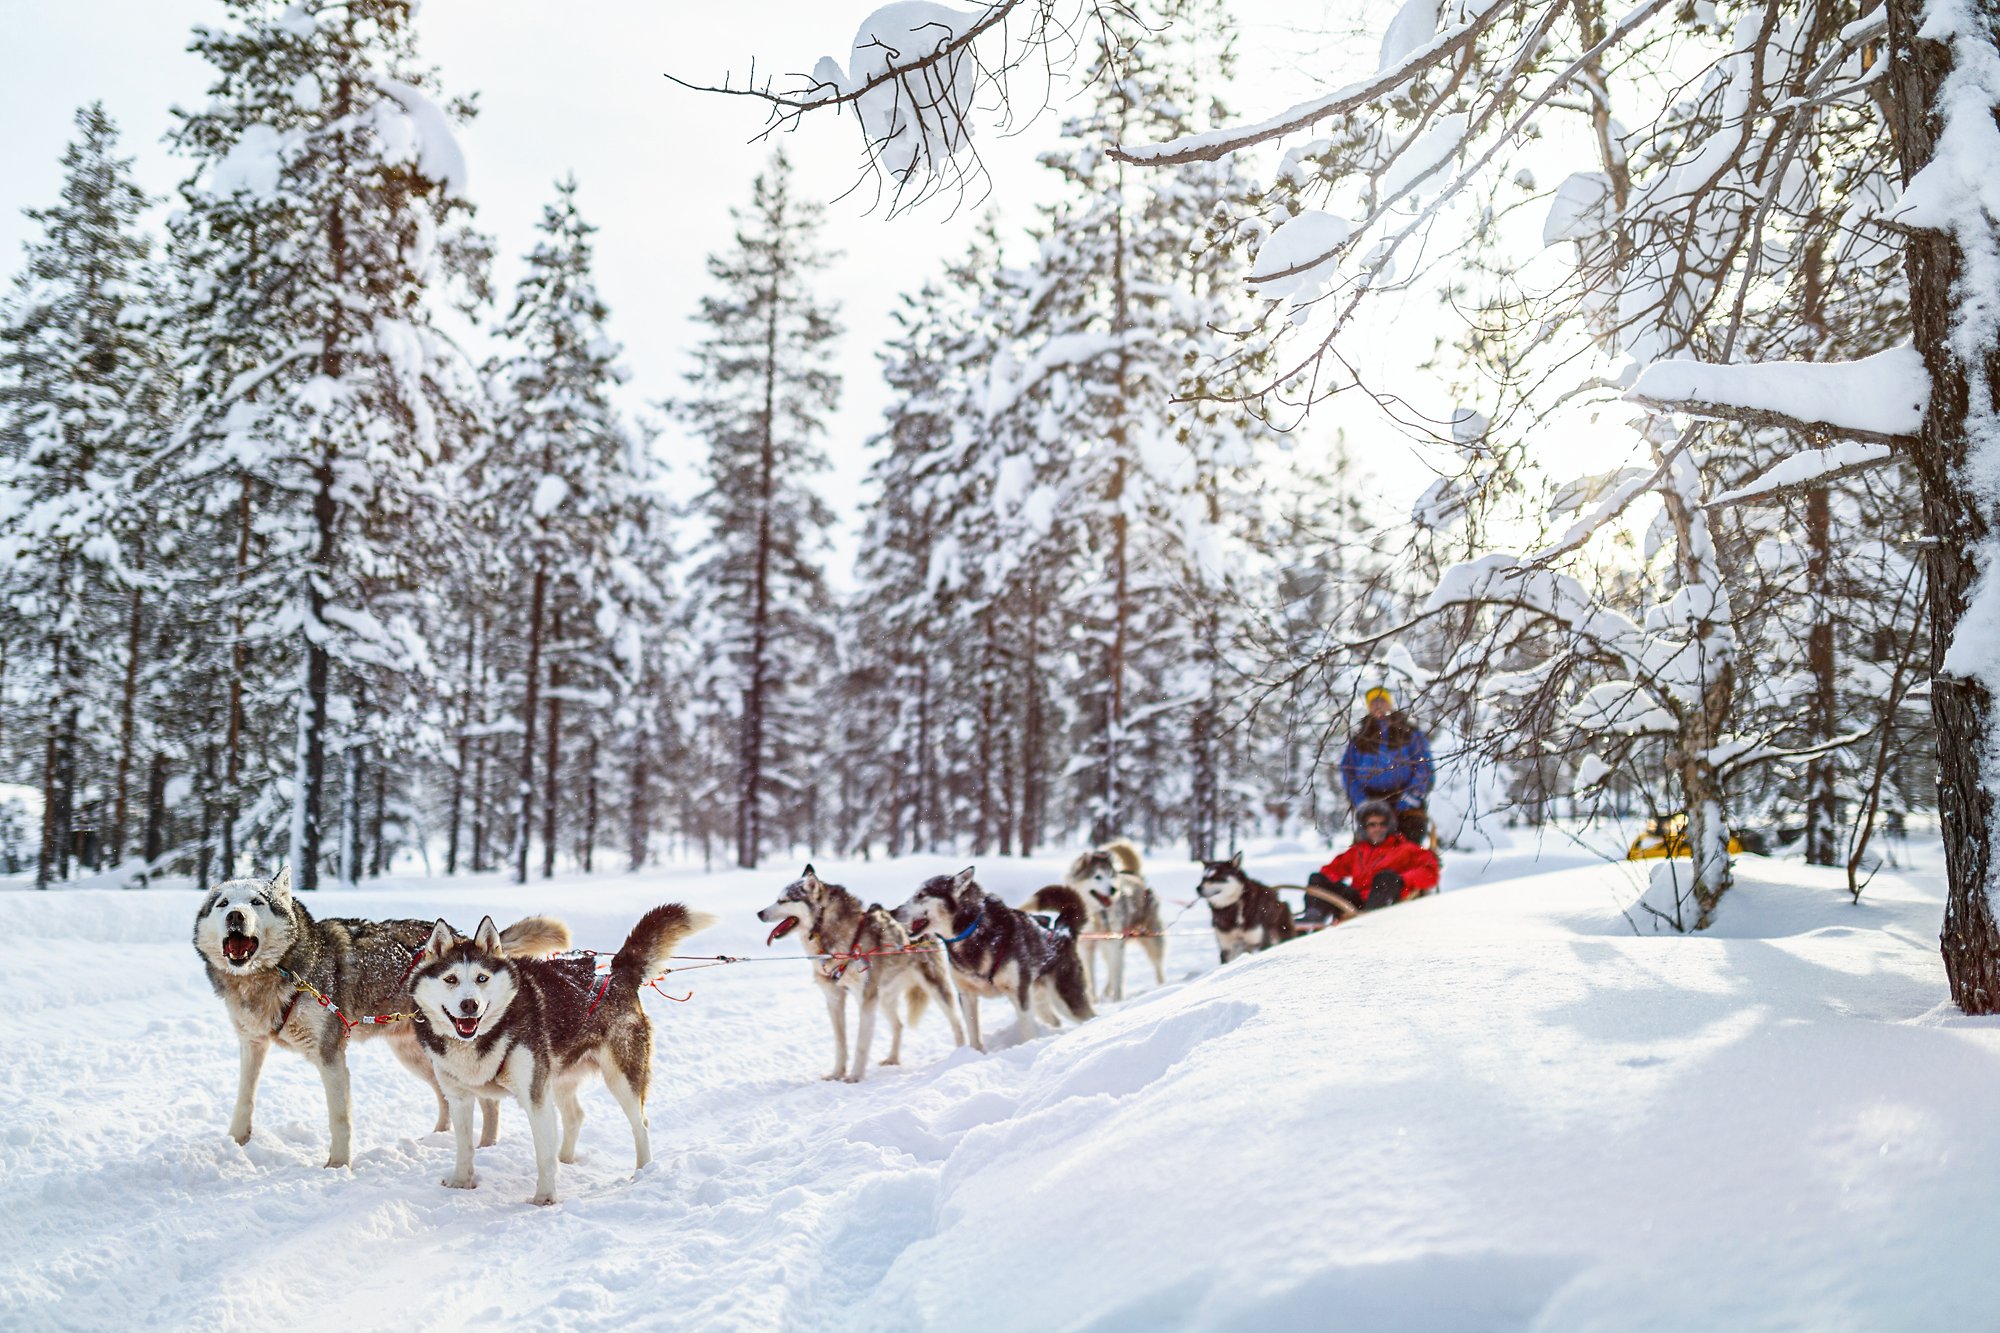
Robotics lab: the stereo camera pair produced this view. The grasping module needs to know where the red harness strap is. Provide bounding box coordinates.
[273,988,302,1033]
[584,969,615,1016]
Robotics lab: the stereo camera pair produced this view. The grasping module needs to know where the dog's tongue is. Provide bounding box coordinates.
[223,934,256,963]
[766,918,797,947]
[451,1016,480,1039]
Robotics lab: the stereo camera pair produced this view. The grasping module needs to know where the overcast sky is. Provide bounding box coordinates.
[0,0,1417,542]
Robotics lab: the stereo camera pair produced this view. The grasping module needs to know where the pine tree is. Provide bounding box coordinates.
[165,0,486,887]
[676,150,841,869]
[0,103,170,886]
[479,178,658,882]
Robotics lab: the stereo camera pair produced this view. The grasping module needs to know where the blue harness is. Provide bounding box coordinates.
[939,911,984,944]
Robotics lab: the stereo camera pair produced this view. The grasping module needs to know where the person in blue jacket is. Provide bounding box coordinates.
[1340,686,1434,845]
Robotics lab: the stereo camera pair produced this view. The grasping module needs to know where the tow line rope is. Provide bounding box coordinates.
[275,963,415,1033]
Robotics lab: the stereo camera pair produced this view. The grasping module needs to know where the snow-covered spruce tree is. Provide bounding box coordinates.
[0,104,172,886]
[999,0,1276,849]
[480,179,655,882]
[166,0,485,888]
[675,150,841,869]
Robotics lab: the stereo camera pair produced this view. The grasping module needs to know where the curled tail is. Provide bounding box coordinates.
[612,904,717,987]
[1104,838,1143,878]
[498,914,571,957]
[1024,885,1089,938]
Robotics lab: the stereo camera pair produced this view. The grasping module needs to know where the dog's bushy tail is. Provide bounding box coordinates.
[1103,838,1143,878]
[612,904,717,987]
[499,915,571,957]
[1024,885,1090,938]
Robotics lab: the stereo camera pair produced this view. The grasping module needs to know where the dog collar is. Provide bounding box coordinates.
[940,911,983,945]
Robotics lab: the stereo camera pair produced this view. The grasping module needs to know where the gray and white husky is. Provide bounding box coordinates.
[409,904,715,1206]
[757,865,965,1082]
[1051,838,1165,1001]
[191,867,570,1167]
[893,867,1093,1051]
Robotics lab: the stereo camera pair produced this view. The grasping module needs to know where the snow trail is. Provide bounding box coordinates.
[4,843,1998,1329]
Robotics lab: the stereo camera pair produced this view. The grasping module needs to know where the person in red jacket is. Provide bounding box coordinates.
[1300,799,1440,924]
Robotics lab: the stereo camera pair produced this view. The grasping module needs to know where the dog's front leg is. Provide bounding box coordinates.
[526,1094,562,1206]
[958,987,983,1053]
[821,981,849,1081]
[442,1094,478,1190]
[478,1097,500,1148]
[228,1034,269,1145]
[848,985,878,1082]
[316,1049,354,1168]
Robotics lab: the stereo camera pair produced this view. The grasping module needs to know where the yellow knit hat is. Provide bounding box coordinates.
[1365,686,1394,708]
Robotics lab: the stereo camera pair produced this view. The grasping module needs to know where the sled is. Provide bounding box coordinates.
[1625,813,1746,861]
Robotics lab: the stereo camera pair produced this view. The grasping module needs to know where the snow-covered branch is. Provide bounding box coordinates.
[1626,345,1929,446]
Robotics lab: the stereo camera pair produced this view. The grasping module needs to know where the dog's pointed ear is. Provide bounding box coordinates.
[802,863,821,887]
[268,865,293,901]
[422,918,456,959]
[1230,850,1243,870]
[952,866,977,890]
[473,916,502,953]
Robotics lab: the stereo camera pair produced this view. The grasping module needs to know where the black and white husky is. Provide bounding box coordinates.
[191,867,570,1167]
[409,904,714,1206]
[893,867,1093,1051]
[758,865,965,1082]
[1195,853,1298,963]
[1056,838,1165,1001]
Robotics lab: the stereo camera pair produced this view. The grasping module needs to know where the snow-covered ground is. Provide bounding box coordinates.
[4,836,1996,1330]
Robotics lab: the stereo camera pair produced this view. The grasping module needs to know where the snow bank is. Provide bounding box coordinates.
[4,846,1997,1329]
[1629,344,1929,440]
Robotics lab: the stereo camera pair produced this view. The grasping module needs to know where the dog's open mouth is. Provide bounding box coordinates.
[222,932,259,964]
[450,1015,481,1039]
[765,917,798,947]
[907,917,929,936]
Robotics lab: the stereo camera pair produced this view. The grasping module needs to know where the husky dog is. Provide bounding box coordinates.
[757,865,965,1082]
[1196,852,1298,963]
[409,904,715,1206]
[191,867,569,1167]
[893,867,1093,1051]
[1052,838,1165,1001]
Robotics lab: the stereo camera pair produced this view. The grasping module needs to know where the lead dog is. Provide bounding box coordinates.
[758,865,965,1082]
[192,867,569,1166]
[893,868,1093,1051]
[1195,852,1298,962]
[409,904,714,1205]
[1052,838,1165,1001]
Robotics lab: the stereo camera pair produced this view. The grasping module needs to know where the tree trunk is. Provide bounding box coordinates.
[541,612,563,880]
[223,475,251,873]
[446,618,474,875]
[142,751,166,874]
[582,737,598,874]
[627,739,649,872]
[369,764,386,878]
[1887,0,2000,1010]
[110,581,143,866]
[977,613,998,854]
[294,68,352,894]
[739,268,782,871]
[515,558,547,884]
[1804,485,1839,865]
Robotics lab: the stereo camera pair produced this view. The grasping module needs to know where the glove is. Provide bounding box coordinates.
[1368,869,1406,906]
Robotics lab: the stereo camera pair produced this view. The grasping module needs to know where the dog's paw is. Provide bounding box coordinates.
[324,1154,351,1169]
[878,1055,901,1066]
[558,1149,578,1165]
[229,1125,252,1146]
[841,1072,865,1084]
[821,1070,845,1082]
[529,1192,558,1207]
[442,1173,477,1190]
